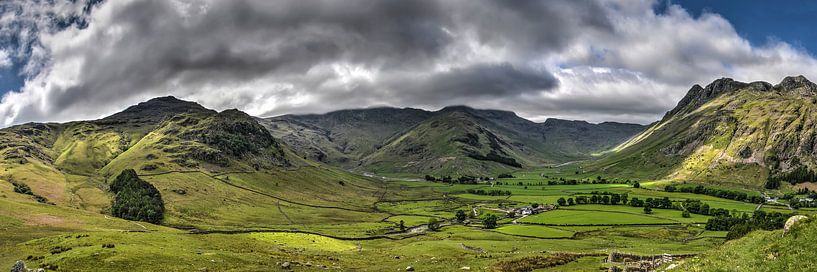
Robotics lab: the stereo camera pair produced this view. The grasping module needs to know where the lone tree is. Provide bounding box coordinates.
[110,169,164,224]
[633,182,641,188]
[483,214,498,229]
[557,197,567,206]
[682,210,691,218]
[643,205,653,214]
[399,220,406,232]
[455,210,467,222]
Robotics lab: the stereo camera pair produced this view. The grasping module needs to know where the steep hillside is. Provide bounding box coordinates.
[592,76,817,187]
[362,108,527,176]
[265,105,645,176]
[0,96,390,231]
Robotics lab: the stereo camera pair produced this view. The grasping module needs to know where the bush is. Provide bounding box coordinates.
[633,182,641,188]
[682,210,691,218]
[110,169,164,224]
[12,182,33,195]
[428,218,441,231]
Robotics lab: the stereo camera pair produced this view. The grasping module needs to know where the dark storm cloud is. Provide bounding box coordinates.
[394,63,559,104]
[7,0,813,126]
[8,0,613,124]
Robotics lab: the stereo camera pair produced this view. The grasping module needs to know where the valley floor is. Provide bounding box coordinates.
[1,165,811,271]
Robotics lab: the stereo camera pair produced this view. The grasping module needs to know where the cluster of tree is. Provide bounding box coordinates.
[466,189,512,196]
[706,210,790,240]
[671,185,763,204]
[679,199,731,217]
[467,151,522,168]
[482,214,499,229]
[497,173,515,178]
[556,197,575,206]
[766,165,817,189]
[110,169,164,224]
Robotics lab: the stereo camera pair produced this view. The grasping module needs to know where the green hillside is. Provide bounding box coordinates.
[680,218,816,271]
[591,76,817,188]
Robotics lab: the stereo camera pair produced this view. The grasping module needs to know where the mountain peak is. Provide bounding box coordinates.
[439,105,475,112]
[102,96,214,121]
[775,75,817,94]
[666,77,750,117]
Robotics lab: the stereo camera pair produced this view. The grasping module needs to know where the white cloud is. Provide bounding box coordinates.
[1,0,817,126]
[0,50,11,68]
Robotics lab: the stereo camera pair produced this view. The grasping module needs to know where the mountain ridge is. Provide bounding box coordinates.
[594,75,817,187]
[264,104,646,176]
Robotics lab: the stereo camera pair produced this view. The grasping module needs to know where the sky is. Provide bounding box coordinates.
[0,0,816,126]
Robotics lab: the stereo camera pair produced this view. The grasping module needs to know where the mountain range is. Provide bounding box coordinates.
[263,106,645,176]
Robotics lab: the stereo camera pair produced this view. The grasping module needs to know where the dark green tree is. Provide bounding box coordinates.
[483,214,498,229]
[557,197,567,206]
[110,169,164,224]
[455,210,467,222]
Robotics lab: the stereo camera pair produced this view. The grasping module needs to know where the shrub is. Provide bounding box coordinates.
[12,182,33,195]
[428,218,441,231]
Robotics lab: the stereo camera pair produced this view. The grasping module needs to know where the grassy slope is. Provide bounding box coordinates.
[681,218,817,271]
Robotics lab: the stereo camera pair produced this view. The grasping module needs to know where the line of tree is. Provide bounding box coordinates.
[765,165,817,189]
[544,176,630,186]
[466,189,512,196]
[706,210,790,240]
[110,169,164,224]
[424,175,493,184]
[671,185,763,204]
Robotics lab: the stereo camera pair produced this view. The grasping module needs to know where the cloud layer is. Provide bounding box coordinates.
[1,0,817,125]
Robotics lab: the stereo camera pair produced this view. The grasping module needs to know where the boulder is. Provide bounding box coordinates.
[405,266,415,271]
[10,261,26,272]
[281,262,291,269]
[784,215,809,236]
